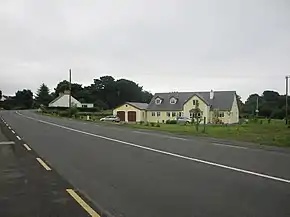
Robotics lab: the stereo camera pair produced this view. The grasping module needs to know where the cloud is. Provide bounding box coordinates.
[0,0,290,101]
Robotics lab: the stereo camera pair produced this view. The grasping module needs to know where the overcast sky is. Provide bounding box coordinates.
[0,0,289,101]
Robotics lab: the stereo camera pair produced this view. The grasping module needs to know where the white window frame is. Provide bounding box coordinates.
[167,112,171,117]
[152,112,156,116]
[169,97,177,104]
[155,98,162,105]
[157,111,161,117]
[172,112,176,117]
[219,112,224,118]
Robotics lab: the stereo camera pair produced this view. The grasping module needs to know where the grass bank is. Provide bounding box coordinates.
[39,111,290,147]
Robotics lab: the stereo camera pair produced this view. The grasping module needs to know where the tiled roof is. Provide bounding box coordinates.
[127,102,148,110]
[146,91,236,111]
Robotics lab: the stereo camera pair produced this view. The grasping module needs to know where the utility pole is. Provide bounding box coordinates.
[286,76,289,124]
[69,69,72,108]
[255,95,259,118]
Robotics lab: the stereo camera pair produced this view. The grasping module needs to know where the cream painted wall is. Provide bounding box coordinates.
[113,104,144,122]
[183,95,210,124]
[146,111,182,123]
[230,94,239,123]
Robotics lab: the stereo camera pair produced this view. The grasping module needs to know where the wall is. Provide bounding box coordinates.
[49,95,82,108]
[113,103,144,122]
[82,103,94,108]
[183,95,209,123]
[230,94,239,123]
[146,111,182,123]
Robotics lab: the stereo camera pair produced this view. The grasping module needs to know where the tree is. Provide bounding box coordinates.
[35,84,52,106]
[190,101,203,131]
[15,89,34,109]
[0,90,2,101]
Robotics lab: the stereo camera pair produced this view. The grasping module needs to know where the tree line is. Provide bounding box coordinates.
[0,76,153,110]
[0,78,289,119]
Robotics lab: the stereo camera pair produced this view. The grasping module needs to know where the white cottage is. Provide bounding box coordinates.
[48,90,94,108]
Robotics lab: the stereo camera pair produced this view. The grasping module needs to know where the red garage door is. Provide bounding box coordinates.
[117,111,125,121]
[128,111,136,122]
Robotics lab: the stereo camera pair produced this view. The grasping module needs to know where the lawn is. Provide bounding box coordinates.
[111,119,290,147]
[40,111,290,147]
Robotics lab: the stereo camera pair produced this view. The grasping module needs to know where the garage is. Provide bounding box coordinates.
[127,111,136,122]
[113,102,148,122]
[117,111,125,121]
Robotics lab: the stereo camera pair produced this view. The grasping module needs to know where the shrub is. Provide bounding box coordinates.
[156,121,160,127]
[150,122,155,127]
[169,120,177,124]
[165,120,171,124]
[140,121,144,125]
[145,122,149,126]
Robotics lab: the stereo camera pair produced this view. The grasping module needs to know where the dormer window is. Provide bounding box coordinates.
[155,97,162,105]
[169,97,177,104]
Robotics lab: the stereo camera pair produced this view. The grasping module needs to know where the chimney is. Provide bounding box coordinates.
[210,90,214,100]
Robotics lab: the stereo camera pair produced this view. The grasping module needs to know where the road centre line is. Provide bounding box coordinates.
[0,141,15,145]
[23,143,32,151]
[16,112,290,184]
[11,130,15,134]
[66,189,100,217]
[16,136,21,140]
[36,157,52,171]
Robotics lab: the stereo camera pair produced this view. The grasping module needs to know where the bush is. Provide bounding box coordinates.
[156,123,160,127]
[150,122,155,127]
[140,121,144,125]
[169,120,177,124]
[165,120,171,124]
[145,122,149,126]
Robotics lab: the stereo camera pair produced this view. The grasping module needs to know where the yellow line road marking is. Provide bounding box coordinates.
[66,189,100,217]
[36,158,51,171]
[23,144,31,151]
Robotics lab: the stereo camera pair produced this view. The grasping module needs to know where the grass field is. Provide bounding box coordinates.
[40,111,290,147]
[109,119,290,147]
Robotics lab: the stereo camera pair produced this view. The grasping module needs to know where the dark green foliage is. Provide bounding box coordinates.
[35,84,52,107]
[241,90,290,119]
[150,122,155,127]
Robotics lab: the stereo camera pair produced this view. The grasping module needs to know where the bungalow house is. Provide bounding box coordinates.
[48,90,94,108]
[113,90,239,124]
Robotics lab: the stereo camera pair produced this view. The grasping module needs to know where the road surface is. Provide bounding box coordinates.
[1,110,290,217]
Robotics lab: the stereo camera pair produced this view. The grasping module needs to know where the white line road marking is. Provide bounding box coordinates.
[11,130,15,134]
[0,141,15,145]
[23,144,32,151]
[36,158,51,171]
[8,126,11,129]
[212,143,248,149]
[66,189,100,217]
[16,136,21,140]
[133,130,188,141]
[17,111,290,184]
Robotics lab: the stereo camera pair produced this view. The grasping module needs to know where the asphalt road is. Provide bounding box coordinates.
[1,110,290,217]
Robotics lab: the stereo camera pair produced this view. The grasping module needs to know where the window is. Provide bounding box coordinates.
[219,112,224,118]
[178,112,182,117]
[152,112,156,116]
[169,97,177,104]
[172,112,176,117]
[157,112,161,117]
[193,100,199,106]
[155,98,162,105]
[82,104,88,108]
[197,112,201,117]
[190,112,194,118]
[167,112,171,117]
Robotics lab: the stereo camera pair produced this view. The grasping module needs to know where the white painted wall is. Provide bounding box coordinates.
[49,94,82,108]
[81,103,94,108]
